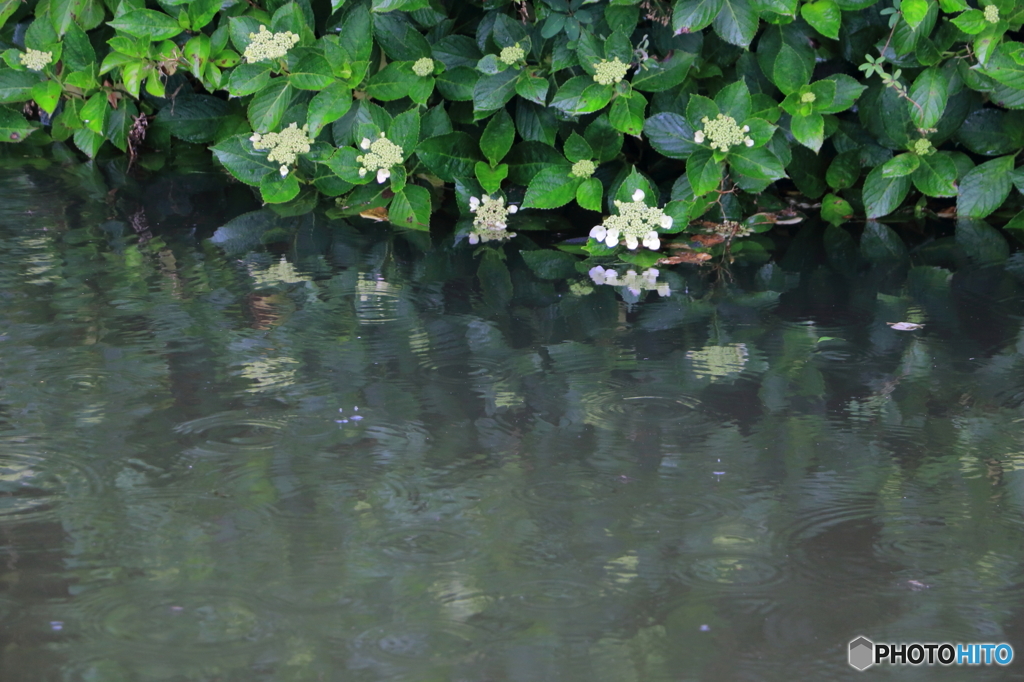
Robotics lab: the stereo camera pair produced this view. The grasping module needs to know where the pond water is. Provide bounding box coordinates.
[2,164,1024,681]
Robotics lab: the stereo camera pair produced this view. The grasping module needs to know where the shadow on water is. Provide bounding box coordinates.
[1,165,1024,680]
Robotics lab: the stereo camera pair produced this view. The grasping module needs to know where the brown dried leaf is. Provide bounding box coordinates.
[659,252,712,265]
[359,206,389,222]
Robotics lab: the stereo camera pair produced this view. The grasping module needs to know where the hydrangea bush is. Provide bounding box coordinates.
[0,0,1022,283]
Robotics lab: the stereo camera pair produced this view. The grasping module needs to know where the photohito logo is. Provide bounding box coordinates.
[849,636,1013,670]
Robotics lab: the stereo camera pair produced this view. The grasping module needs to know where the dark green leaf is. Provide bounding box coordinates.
[563,131,593,163]
[480,109,515,165]
[630,52,696,92]
[515,71,550,105]
[955,218,1009,263]
[367,62,418,101]
[820,193,854,225]
[389,184,432,231]
[609,93,647,136]
[906,67,947,129]
[306,82,351,137]
[826,150,860,189]
[506,141,565,184]
[576,177,603,210]
[523,166,581,209]
[800,0,840,39]
[290,53,335,90]
[109,10,183,41]
[0,105,36,142]
[881,152,920,178]
[911,152,957,197]
[729,145,787,183]
[714,0,758,48]
[227,62,273,97]
[521,250,580,279]
[248,79,294,133]
[791,111,824,152]
[687,147,724,196]
[816,74,865,113]
[955,108,1024,156]
[211,134,278,185]
[860,221,908,262]
[388,109,419,159]
[672,0,724,33]
[957,155,1014,219]
[436,67,478,101]
[550,75,612,115]
[862,165,911,218]
[260,171,301,204]
[156,95,228,143]
[473,69,518,117]
[416,131,482,182]
[0,69,39,103]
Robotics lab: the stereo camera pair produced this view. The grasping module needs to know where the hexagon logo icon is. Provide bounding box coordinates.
[849,636,874,671]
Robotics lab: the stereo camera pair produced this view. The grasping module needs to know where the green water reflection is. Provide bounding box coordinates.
[1,167,1024,681]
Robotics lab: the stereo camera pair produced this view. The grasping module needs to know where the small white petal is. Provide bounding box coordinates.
[360,138,371,149]
[377,168,390,183]
[468,233,479,244]
[589,265,606,284]
[742,125,750,132]
[625,234,639,250]
[590,225,607,241]
[280,165,288,177]
[694,131,705,143]
[508,205,518,213]
[745,138,754,147]
[660,215,673,229]
[358,168,367,177]
[632,189,645,201]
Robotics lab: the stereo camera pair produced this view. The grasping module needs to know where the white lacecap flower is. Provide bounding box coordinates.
[20,49,52,71]
[243,26,299,64]
[467,195,517,243]
[250,123,313,171]
[590,190,670,251]
[356,133,403,183]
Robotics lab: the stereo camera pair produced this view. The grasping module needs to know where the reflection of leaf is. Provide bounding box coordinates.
[209,210,282,254]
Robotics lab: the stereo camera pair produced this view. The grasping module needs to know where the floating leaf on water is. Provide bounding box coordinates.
[887,322,924,331]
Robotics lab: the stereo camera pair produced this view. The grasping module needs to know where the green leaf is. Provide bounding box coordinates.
[506,141,565,185]
[714,0,757,48]
[826,150,860,189]
[609,93,646,136]
[73,128,104,157]
[156,95,228,143]
[586,114,623,162]
[289,53,335,91]
[729,145,787,184]
[472,69,518,117]
[563,132,593,163]
[30,80,61,115]
[576,177,603,211]
[523,166,582,209]
[951,8,986,34]
[306,81,351,137]
[62,22,96,71]
[212,134,278,185]
[0,0,21,32]
[790,111,824,152]
[816,74,865,114]
[800,0,841,39]
[475,161,508,194]
[862,165,911,219]
[911,152,957,197]
[900,0,929,31]
[109,9,183,41]
[644,112,699,159]
[248,79,294,133]
[373,13,430,61]
[715,80,752,122]
[820,192,854,225]
[388,108,419,158]
[860,221,908,262]
[672,0,724,33]
[324,146,367,184]
[956,109,1024,157]
[515,71,550,105]
[521,250,579,279]
[687,147,724,196]
[80,93,107,134]
[435,67,478,101]
[0,105,36,142]
[982,42,1024,90]
[957,155,1014,219]
[480,109,515,165]
[260,171,301,204]
[550,75,613,115]
[906,67,947,129]
[227,63,273,98]
[416,131,482,182]
[629,51,696,92]
[881,152,920,178]
[372,0,430,13]
[773,44,812,95]
[0,69,39,103]
[366,62,417,101]
[389,184,432,231]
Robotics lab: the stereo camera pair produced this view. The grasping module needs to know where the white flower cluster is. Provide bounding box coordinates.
[984,4,999,22]
[589,265,670,297]
[589,189,672,251]
[500,43,525,65]
[593,58,629,86]
[468,195,517,244]
[244,25,299,64]
[412,57,435,77]
[20,49,52,71]
[693,113,753,151]
[571,159,596,179]
[357,133,404,183]
[250,123,313,176]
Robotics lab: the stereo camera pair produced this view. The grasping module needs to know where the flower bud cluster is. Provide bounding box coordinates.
[589,189,672,251]
[413,57,434,77]
[912,138,935,156]
[985,4,999,22]
[592,58,629,86]
[20,49,52,71]
[571,159,597,179]
[800,92,816,103]
[693,114,753,151]
[357,133,404,184]
[589,266,670,297]
[468,195,518,244]
[250,123,313,176]
[244,26,299,64]
[499,43,525,65]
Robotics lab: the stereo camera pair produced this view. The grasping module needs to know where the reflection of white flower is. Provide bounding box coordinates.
[588,265,669,296]
[468,195,518,244]
[589,189,672,251]
[356,133,403,183]
[248,255,310,284]
[687,343,748,381]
